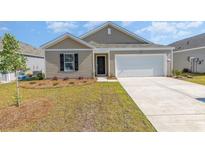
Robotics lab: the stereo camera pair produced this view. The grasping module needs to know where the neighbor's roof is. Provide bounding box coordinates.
[89,41,173,49]
[170,33,205,51]
[0,38,44,57]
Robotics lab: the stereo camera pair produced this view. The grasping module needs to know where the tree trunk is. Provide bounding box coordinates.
[15,71,20,107]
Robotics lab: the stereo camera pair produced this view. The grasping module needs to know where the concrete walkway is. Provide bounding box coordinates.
[97,77,117,82]
[118,77,205,132]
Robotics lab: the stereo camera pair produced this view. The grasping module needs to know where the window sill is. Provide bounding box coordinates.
[59,70,76,73]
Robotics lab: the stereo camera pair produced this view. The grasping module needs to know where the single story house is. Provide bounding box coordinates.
[170,33,205,73]
[41,22,174,78]
[0,39,45,82]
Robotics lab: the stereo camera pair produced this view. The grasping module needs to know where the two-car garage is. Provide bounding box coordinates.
[115,54,167,77]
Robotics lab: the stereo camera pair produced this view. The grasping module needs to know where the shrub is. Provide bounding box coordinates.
[173,69,182,77]
[29,81,36,85]
[78,76,83,80]
[36,72,45,80]
[25,76,38,81]
[52,76,58,80]
[53,82,59,86]
[182,68,190,73]
[32,76,39,80]
[38,83,45,86]
[69,81,74,84]
[27,73,33,78]
[63,77,69,81]
[184,74,193,78]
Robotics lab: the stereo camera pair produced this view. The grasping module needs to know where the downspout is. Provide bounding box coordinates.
[171,48,174,76]
[44,50,47,79]
[92,50,95,78]
[108,50,110,77]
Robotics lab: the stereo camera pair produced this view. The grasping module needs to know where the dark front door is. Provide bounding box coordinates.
[97,56,106,75]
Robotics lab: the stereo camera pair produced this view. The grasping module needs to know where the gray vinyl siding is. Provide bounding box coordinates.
[47,37,91,49]
[83,25,146,44]
[26,56,45,73]
[109,50,172,77]
[173,48,205,73]
[45,50,93,78]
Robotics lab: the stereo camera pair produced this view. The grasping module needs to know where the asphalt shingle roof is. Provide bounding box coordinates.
[0,38,44,57]
[89,41,170,48]
[169,33,205,51]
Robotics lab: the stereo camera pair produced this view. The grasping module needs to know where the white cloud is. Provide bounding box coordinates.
[121,21,135,27]
[46,21,78,33]
[136,21,204,44]
[0,27,9,32]
[176,21,203,29]
[83,21,105,30]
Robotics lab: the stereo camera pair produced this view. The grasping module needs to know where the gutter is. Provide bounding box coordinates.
[98,47,175,51]
[174,46,205,53]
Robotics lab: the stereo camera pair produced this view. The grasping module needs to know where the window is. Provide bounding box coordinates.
[64,54,75,71]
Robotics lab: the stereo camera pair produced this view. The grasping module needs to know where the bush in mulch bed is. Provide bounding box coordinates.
[20,79,96,89]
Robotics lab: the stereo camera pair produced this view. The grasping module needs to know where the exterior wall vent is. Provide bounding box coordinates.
[108,28,111,35]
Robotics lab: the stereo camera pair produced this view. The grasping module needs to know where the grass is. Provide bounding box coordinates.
[0,81,155,132]
[181,73,205,85]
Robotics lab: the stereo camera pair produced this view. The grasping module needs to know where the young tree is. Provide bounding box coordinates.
[0,33,26,106]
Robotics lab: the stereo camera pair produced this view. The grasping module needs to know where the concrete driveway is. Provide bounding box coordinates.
[118,77,205,132]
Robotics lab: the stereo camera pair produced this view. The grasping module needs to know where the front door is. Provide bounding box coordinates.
[97,56,106,75]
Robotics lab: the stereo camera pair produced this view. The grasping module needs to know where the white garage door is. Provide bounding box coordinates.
[115,54,166,77]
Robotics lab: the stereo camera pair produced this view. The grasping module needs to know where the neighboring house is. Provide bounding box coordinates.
[0,39,45,82]
[170,33,205,73]
[42,22,174,78]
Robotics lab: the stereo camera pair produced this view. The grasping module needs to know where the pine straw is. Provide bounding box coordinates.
[20,79,96,89]
[0,98,53,131]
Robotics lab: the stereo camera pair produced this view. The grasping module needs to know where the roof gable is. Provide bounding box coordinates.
[81,22,152,44]
[41,33,94,49]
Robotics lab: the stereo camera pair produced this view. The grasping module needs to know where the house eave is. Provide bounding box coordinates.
[174,46,205,53]
[44,47,174,52]
[102,47,174,51]
[44,48,94,51]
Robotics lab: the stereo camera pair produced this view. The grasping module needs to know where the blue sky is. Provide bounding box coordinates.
[0,21,205,47]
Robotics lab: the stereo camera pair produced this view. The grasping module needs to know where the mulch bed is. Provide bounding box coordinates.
[0,98,53,130]
[20,79,96,89]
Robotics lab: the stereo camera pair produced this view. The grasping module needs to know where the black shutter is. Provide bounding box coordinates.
[74,54,78,71]
[60,54,64,71]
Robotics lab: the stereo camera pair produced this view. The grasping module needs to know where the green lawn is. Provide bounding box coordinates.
[182,73,205,85]
[0,81,155,132]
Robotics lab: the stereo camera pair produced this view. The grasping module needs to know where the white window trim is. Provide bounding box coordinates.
[64,53,75,72]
